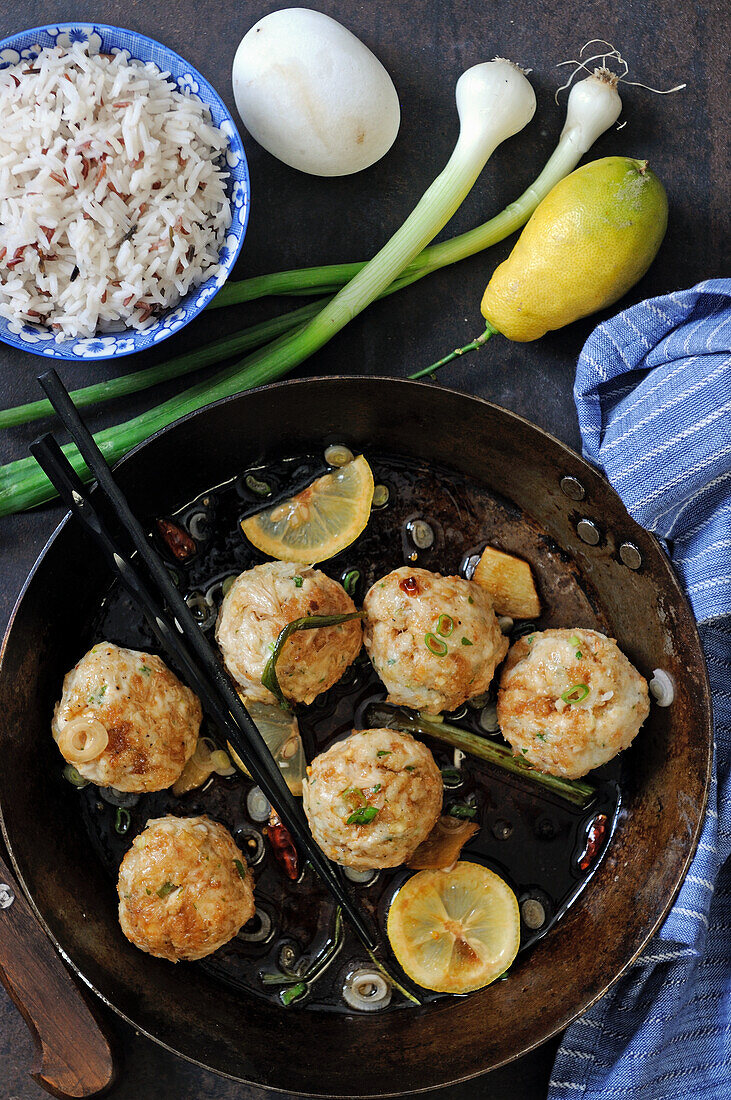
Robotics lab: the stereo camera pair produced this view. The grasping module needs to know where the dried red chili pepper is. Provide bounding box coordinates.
[399,575,421,596]
[265,810,299,881]
[155,518,196,561]
[578,812,608,872]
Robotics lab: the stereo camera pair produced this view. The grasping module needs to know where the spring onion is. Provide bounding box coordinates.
[262,611,365,709]
[211,70,621,313]
[245,473,273,497]
[0,60,534,514]
[346,805,379,826]
[561,684,590,704]
[114,807,131,835]
[424,632,449,657]
[342,569,361,597]
[62,763,88,788]
[366,701,595,807]
[436,613,454,637]
[0,301,322,428]
[281,982,307,1006]
[447,803,478,820]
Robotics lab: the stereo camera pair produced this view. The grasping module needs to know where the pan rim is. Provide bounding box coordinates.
[0,375,713,1096]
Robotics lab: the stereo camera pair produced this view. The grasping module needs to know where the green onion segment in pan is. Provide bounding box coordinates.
[262,612,365,710]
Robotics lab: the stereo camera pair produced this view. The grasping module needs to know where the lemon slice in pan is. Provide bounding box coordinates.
[386,862,520,993]
[241,455,374,563]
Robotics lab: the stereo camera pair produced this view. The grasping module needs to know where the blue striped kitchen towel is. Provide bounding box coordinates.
[548,278,731,1100]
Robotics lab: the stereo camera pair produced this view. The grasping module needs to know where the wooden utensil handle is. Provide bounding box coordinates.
[0,849,116,1098]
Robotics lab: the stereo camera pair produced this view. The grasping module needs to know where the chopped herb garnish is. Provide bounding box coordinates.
[521,748,529,755]
[448,803,477,820]
[461,636,473,646]
[535,733,547,742]
[468,595,474,604]
[424,632,448,657]
[371,783,382,793]
[281,981,307,1006]
[88,683,107,704]
[527,635,535,644]
[405,765,415,772]
[139,664,151,675]
[233,859,247,879]
[561,683,590,705]
[245,473,272,497]
[293,575,303,588]
[343,786,367,808]
[570,636,581,647]
[437,613,454,637]
[376,750,392,758]
[347,805,379,826]
[62,763,88,788]
[262,610,365,709]
[575,651,583,659]
[114,807,131,834]
[342,569,361,597]
[145,888,152,896]
[441,766,462,788]
[156,881,178,899]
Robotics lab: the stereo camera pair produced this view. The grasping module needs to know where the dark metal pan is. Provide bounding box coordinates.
[0,377,712,1097]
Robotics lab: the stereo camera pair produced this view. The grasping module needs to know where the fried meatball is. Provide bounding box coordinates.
[302,728,443,869]
[215,561,362,705]
[52,642,201,792]
[497,628,650,779]
[117,815,255,962]
[363,566,508,714]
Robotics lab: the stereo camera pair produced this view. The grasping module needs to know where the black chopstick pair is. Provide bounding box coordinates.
[31,369,377,952]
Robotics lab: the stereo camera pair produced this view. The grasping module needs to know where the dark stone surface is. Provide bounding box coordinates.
[0,0,726,1097]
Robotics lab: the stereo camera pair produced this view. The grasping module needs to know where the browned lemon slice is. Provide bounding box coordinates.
[240,455,374,563]
[386,861,520,993]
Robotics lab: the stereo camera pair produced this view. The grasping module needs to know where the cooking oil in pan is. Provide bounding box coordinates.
[77,451,621,1014]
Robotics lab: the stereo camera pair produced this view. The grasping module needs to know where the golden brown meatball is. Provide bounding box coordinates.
[215,561,362,705]
[363,566,508,714]
[497,628,650,779]
[117,815,255,962]
[302,728,443,869]
[52,642,200,792]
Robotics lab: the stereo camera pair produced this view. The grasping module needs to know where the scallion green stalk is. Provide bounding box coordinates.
[210,71,622,310]
[366,702,596,807]
[0,302,322,428]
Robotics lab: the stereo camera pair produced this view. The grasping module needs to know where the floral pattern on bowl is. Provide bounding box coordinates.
[0,22,250,361]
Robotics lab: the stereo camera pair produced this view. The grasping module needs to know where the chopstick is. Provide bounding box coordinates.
[31,370,377,952]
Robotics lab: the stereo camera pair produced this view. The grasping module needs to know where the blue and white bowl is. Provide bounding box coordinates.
[0,23,250,360]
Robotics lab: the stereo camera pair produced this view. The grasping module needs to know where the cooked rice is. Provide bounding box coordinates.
[0,42,232,339]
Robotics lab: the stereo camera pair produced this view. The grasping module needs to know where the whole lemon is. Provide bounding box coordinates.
[480,157,668,342]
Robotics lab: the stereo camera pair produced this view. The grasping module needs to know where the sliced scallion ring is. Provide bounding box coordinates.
[436,613,454,637]
[245,473,272,497]
[561,683,589,705]
[342,569,361,597]
[424,632,448,657]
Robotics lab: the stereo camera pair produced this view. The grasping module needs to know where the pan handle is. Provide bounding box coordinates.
[0,848,116,1098]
